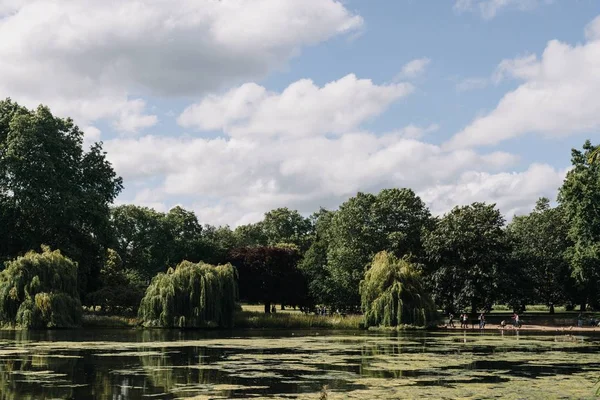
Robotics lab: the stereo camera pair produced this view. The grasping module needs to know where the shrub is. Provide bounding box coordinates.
[360,251,436,328]
[138,261,237,328]
[0,246,82,328]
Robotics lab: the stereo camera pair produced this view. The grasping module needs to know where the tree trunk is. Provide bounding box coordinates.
[264,302,271,314]
[549,304,555,314]
[580,301,586,312]
[281,304,285,310]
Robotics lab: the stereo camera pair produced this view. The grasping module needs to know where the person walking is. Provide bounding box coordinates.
[479,312,486,329]
[512,312,521,328]
[448,313,455,328]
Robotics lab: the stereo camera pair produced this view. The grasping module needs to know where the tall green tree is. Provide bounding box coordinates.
[233,223,267,247]
[505,198,574,312]
[424,202,508,313]
[0,99,122,294]
[86,249,145,314]
[325,188,432,310]
[227,246,306,313]
[558,140,600,310]
[298,208,335,306]
[262,208,312,251]
[200,224,237,265]
[164,206,204,264]
[110,205,172,280]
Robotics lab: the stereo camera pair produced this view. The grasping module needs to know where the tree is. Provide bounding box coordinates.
[233,223,268,247]
[0,247,82,328]
[298,208,335,306]
[505,198,574,312]
[227,246,306,313]
[262,208,312,251]
[558,140,600,310]
[0,99,123,294]
[424,202,508,314]
[138,260,237,328]
[325,188,432,310]
[164,206,204,264]
[199,225,237,265]
[360,251,436,327]
[588,147,600,164]
[110,205,172,280]
[86,249,145,314]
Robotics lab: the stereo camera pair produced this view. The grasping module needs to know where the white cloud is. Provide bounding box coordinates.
[492,54,539,83]
[421,163,567,219]
[585,15,600,40]
[390,124,440,140]
[446,16,600,149]
[454,0,548,20]
[0,0,362,132]
[395,58,431,80]
[178,74,413,138]
[82,126,101,149]
[103,126,534,226]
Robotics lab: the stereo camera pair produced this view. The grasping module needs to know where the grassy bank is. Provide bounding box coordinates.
[80,309,364,330]
[234,311,363,330]
[82,314,139,328]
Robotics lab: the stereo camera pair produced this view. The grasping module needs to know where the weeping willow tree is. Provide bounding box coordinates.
[138,261,238,328]
[360,251,436,328]
[0,246,82,328]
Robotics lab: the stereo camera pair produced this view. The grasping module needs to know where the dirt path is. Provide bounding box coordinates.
[441,324,600,333]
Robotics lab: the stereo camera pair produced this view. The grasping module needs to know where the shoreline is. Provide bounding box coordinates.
[439,323,600,333]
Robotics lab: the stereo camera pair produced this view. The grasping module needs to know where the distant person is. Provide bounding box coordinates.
[500,320,506,329]
[513,313,520,328]
[461,313,467,329]
[479,313,486,329]
[448,313,455,328]
[577,313,583,327]
[271,304,277,313]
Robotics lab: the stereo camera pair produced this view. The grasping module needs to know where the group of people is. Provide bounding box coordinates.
[447,312,521,329]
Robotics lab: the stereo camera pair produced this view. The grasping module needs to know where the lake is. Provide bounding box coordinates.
[0,329,599,399]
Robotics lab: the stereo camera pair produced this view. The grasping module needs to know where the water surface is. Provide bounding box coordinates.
[0,329,598,399]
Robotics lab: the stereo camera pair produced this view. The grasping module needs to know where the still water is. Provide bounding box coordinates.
[0,329,599,399]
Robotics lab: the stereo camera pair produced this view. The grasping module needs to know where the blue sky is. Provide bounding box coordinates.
[1,0,599,225]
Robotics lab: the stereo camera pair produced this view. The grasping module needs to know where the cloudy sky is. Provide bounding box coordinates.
[1,0,599,226]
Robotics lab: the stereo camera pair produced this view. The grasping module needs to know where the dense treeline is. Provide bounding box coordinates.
[1,99,599,329]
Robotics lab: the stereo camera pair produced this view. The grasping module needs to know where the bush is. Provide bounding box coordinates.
[138,260,237,328]
[360,251,436,328]
[0,246,82,328]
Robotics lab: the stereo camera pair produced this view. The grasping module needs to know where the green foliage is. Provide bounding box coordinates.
[262,208,313,251]
[424,202,508,313]
[199,224,238,264]
[558,140,600,310]
[360,251,436,327]
[86,249,145,313]
[227,246,308,312]
[326,188,432,309]
[138,260,238,328]
[0,99,123,293]
[233,223,268,247]
[0,246,82,328]
[505,198,574,310]
[298,208,336,305]
[110,205,173,279]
